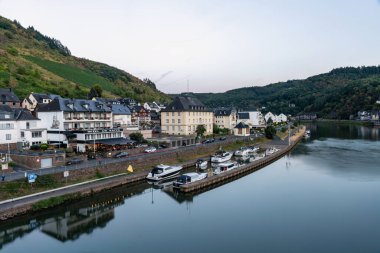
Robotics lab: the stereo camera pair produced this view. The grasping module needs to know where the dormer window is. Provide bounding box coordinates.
[67,103,74,110]
[83,104,89,109]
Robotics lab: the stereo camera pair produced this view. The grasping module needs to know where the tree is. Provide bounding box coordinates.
[88,84,102,99]
[264,125,276,139]
[196,125,206,137]
[267,117,273,125]
[129,132,144,143]
[213,124,220,134]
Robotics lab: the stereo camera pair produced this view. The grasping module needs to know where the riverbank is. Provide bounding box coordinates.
[0,136,270,220]
[301,119,373,126]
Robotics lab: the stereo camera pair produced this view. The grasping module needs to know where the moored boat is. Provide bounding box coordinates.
[173,172,208,188]
[195,159,208,169]
[146,164,183,181]
[211,151,233,163]
[213,162,239,175]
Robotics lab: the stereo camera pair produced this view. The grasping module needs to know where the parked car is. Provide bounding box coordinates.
[113,151,129,158]
[87,153,101,160]
[102,152,113,158]
[219,136,227,141]
[66,158,84,165]
[144,147,157,153]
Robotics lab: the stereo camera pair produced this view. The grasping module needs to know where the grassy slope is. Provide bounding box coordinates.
[0,16,170,102]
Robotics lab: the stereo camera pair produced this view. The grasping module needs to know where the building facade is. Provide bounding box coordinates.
[161,96,213,135]
[37,98,124,152]
[237,111,266,128]
[214,108,237,132]
[0,88,20,108]
[0,105,47,150]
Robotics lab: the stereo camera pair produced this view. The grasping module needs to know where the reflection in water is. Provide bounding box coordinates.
[2,122,380,253]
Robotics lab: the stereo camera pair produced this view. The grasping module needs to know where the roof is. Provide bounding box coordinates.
[131,105,147,112]
[235,122,250,128]
[214,108,234,116]
[38,97,111,113]
[31,93,60,103]
[0,105,39,121]
[0,88,20,103]
[162,96,210,112]
[110,104,131,115]
[238,112,250,119]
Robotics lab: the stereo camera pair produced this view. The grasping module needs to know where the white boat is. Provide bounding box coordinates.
[195,159,208,169]
[249,153,265,162]
[234,147,251,157]
[248,146,260,153]
[213,162,239,175]
[265,147,279,155]
[211,151,233,163]
[173,172,208,188]
[146,164,183,181]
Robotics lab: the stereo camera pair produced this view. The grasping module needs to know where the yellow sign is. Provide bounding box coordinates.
[127,165,133,173]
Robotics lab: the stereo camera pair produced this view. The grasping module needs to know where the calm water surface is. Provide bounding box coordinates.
[2,122,380,253]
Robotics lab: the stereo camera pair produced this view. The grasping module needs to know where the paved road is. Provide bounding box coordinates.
[1,136,249,182]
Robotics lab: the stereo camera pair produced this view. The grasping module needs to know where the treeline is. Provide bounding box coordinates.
[193,66,380,120]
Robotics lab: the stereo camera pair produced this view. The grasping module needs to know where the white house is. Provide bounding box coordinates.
[0,105,47,150]
[265,112,287,124]
[37,97,126,152]
[237,111,266,128]
[22,92,61,111]
[110,104,132,126]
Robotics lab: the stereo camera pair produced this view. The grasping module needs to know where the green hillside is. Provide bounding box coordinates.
[192,66,380,119]
[0,16,170,102]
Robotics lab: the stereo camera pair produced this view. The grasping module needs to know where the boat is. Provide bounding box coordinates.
[249,153,265,162]
[146,164,183,181]
[195,159,208,169]
[265,147,279,155]
[173,172,208,188]
[211,150,233,163]
[248,146,260,153]
[213,162,239,175]
[234,147,251,157]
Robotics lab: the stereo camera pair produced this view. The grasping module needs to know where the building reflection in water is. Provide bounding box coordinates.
[0,182,148,249]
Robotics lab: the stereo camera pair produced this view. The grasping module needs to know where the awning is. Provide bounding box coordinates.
[94,138,135,146]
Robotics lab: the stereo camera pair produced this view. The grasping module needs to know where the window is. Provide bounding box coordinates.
[172,126,175,131]
[6,134,11,140]
[21,131,24,138]
[166,112,169,116]
[172,119,175,123]
[26,122,30,129]
[32,131,42,138]
[172,112,174,116]
[166,119,169,123]
[178,112,180,116]
[178,119,181,123]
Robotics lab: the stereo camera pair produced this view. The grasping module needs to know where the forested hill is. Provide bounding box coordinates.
[0,16,170,102]
[193,66,380,119]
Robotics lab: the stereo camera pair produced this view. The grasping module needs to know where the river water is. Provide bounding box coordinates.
[1,122,380,253]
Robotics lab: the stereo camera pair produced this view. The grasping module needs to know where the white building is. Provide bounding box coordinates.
[110,104,132,127]
[37,98,126,152]
[237,111,266,128]
[0,105,47,150]
[265,112,288,124]
[214,108,237,133]
[22,92,61,112]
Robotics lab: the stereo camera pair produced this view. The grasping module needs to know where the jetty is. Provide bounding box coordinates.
[177,127,306,193]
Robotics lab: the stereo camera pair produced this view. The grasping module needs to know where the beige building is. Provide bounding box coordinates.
[161,96,213,135]
[214,108,237,133]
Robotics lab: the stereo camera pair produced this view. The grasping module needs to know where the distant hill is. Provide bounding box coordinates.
[192,66,380,119]
[0,16,170,102]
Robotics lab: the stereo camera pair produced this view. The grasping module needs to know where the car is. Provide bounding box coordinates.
[87,153,101,160]
[219,136,227,141]
[113,151,129,158]
[66,158,84,165]
[144,147,157,153]
[159,144,168,149]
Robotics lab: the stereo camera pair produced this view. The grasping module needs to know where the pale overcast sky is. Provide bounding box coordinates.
[1,0,380,93]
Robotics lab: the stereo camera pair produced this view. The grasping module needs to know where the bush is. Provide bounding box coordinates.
[40,143,48,151]
[265,125,276,139]
[30,144,40,150]
[34,174,58,188]
[281,126,287,133]
[6,47,18,56]
[129,132,144,143]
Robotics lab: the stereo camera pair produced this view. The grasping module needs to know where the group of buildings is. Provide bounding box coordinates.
[0,88,288,153]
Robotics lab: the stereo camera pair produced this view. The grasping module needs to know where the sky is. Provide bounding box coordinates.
[1,0,380,93]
